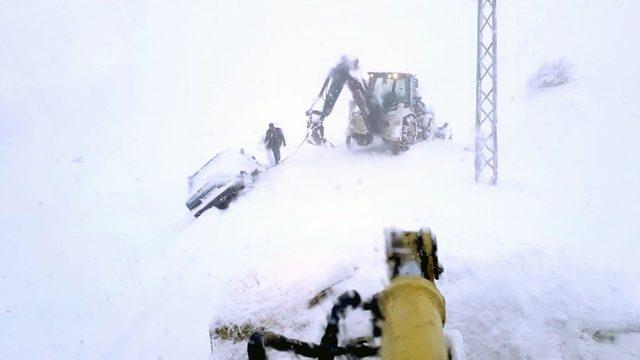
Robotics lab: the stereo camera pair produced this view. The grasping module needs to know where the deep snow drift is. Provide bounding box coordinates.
[1,0,639,359]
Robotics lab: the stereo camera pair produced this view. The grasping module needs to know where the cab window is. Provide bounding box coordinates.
[395,78,408,102]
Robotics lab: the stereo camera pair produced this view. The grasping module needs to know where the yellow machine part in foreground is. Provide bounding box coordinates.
[378,276,447,360]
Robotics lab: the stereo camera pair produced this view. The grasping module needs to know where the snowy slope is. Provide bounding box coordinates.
[1,0,639,359]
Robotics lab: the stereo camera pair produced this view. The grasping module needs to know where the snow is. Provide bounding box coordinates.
[1,0,639,359]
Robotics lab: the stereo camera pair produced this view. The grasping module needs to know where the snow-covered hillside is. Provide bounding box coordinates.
[1,0,639,359]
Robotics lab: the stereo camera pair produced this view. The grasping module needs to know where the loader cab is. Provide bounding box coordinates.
[368,72,410,109]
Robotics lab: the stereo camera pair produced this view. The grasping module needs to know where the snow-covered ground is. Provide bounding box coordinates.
[1,0,639,359]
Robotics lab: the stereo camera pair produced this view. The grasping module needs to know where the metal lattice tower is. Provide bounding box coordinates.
[475,0,498,184]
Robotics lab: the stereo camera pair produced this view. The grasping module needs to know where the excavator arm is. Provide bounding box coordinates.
[306,56,371,145]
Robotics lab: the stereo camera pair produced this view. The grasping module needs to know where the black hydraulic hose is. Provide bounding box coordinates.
[363,297,383,338]
[415,235,431,281]
[318,290,361,359]
[247,330,378,359]
[333,344,378,358]
[248,331,321,359]
[246,290,379,360]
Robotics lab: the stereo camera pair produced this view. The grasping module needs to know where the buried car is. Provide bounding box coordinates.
[185,149,265,217]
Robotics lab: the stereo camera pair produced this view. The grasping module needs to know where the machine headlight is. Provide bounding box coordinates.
[392,73,398,79]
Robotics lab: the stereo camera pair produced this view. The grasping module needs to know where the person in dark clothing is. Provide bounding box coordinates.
[264,123,286,164]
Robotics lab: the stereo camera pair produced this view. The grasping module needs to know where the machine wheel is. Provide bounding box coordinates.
[407,121,418,144]
[398,115,417,153]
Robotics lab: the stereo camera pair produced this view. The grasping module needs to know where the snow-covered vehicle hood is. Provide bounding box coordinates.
[187,149,265,196]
